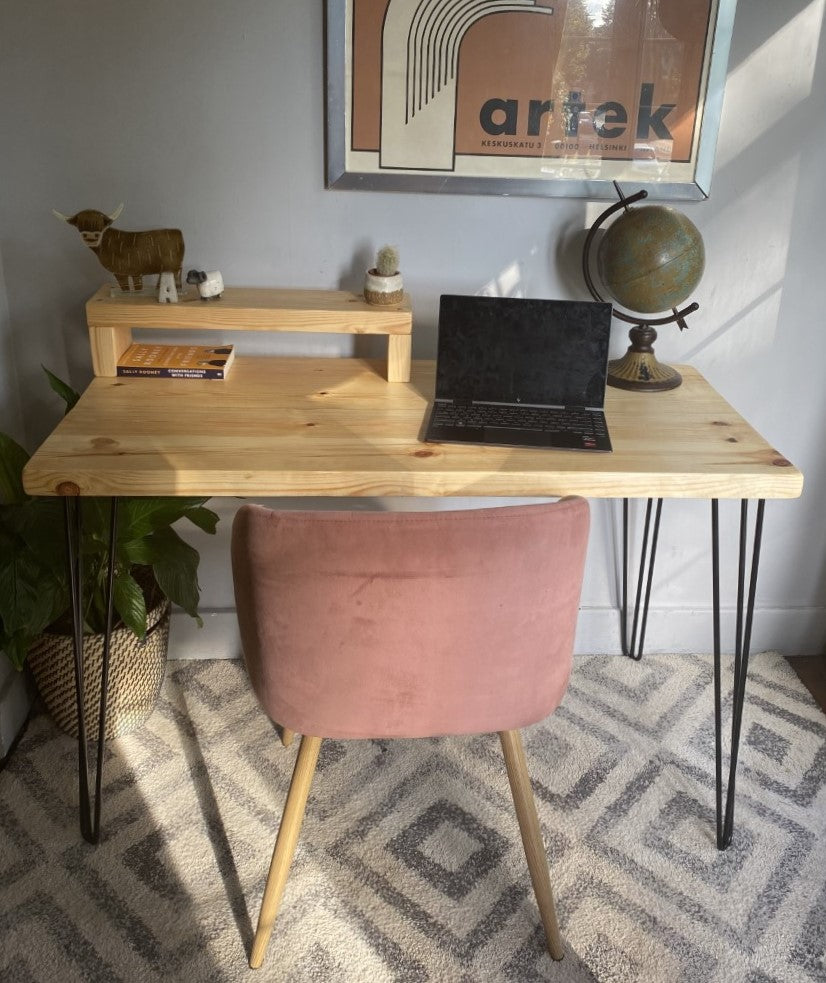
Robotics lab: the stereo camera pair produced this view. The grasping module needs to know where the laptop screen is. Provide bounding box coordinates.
[435,295,613,408]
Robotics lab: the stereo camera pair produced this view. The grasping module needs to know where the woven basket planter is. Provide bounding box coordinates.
[27,599,170,740]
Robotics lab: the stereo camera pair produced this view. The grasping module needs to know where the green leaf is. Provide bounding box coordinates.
[0,502,31,538]
[113,570,148,639]
[0,433,30,505]
[81,498,114,548]
[0,534,64,667]
[120,537,156,566]
[181,505,219,535]
[42,366,80,413]
[149,526,202,623]
[0,632,31,672]
[118,498,211,541]
[15,498,67,578]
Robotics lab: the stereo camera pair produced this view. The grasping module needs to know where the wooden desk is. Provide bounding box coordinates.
[23,357,802,500]
[21,357,803,850]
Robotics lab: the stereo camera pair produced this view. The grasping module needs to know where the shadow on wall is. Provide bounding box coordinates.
[0,250,24,443]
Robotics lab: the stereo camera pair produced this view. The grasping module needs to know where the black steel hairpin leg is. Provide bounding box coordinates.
[711,498,765,850]
[64,495,119,844]
[620,498,663,660]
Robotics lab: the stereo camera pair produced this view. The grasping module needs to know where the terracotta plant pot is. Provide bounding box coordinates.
[364,269,404,306]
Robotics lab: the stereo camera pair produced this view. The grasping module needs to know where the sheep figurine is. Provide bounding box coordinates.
[186,269,224,300]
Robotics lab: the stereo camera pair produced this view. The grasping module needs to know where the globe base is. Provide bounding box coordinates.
[608,352,682,391]
[607,325,682,392]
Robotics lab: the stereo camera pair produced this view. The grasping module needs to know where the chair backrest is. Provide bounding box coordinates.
[231,499,589,740]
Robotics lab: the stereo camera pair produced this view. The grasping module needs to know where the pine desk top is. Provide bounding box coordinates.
[23,357,803,500]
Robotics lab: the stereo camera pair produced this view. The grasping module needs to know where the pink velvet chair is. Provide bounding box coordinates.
[231,498,590,969]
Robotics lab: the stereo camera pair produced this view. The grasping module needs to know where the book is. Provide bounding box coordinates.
[116,343,235,379]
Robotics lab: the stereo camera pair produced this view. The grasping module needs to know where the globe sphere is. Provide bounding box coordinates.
[596,205,705,314]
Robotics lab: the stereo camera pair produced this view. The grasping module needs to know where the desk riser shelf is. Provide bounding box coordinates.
[86,285,413,382]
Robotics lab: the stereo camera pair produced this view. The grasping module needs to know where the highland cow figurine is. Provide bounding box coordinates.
[53,203,184,292]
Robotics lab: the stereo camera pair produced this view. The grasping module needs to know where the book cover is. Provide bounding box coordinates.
[116,343,235,379]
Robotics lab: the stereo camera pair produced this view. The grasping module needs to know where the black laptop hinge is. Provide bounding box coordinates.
[453,398,472,407]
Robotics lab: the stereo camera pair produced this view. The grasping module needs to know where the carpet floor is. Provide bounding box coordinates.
[1,653,825,982]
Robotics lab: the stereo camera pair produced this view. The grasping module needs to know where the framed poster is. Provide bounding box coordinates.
[325,0,737,199]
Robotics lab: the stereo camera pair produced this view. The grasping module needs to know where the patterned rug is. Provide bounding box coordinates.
[1,654,825,983]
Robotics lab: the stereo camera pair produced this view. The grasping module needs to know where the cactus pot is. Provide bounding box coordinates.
[364,269,404,306]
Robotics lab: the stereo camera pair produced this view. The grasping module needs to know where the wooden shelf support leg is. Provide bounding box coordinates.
[89,325,133,377]
[387,334,412,383]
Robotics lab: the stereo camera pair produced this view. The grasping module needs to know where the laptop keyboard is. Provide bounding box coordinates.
[433,401,608,442]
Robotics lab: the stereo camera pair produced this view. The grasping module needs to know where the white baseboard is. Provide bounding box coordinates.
[571,606,826,655]
[169,610,244,660]
[168,606,826,659]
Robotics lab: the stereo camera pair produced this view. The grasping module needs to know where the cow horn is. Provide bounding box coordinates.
[108,203,124,221]
[52,208,72,222]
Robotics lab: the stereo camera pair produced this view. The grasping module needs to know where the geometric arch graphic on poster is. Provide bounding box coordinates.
[380,0,555,170]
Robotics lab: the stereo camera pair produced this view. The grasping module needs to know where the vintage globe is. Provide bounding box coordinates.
[596,204,705,314]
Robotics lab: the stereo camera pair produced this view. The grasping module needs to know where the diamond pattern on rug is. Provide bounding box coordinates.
[1,653,824,983]
[389,800,508,899]
[746,721,791,765]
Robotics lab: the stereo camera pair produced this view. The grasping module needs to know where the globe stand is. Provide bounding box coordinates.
[607,323,682,392]
[582,185,700,393]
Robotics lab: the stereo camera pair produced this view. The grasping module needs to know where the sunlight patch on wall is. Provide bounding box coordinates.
[716,0,824,170]
[479,261,525,297]
[651,6,822,366]
[682,154,801,365]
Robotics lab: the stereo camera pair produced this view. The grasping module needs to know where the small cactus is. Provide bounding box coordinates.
[364,244,403,305]
[375,245,399,277]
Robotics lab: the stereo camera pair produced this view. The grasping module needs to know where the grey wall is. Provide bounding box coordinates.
[0,241,31,755]
[0,0,824,703]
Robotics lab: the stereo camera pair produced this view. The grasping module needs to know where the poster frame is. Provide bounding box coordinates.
[325,0,738,200]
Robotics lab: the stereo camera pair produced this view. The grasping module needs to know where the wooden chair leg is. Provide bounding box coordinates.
[250,734,322,969]
[499,729,565,961]
[279,726,295,748]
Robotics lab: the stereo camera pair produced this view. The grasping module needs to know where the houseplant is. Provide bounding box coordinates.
[364,244,404,306]
[0,368,218,734]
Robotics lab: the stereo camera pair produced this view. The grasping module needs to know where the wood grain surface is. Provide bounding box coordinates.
[23,358,803,500]
[86,285,413,380]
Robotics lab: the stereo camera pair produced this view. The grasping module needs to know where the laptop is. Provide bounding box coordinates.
[424,294,613,452]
